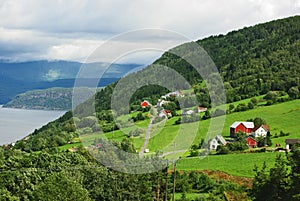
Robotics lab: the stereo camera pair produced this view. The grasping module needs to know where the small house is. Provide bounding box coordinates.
[208,135,227,150]
[164,91,184,98]
[183,110,194,115]
[285,139,300,150]
[247,137,258,148]
[252,124,270,137]
[198,107,208,113]
[159,109,172,118]
[157,99,170,107]
[141,100,151,108]
[230,121,254,137]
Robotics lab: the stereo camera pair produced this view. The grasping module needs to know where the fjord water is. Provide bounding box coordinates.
[0,106,66,145]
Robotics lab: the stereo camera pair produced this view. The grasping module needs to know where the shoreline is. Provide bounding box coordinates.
[1,104,68,112]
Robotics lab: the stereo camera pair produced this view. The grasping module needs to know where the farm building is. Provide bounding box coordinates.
[208,135,227,150]
[162,91,184,98]
[230,121,254,137]
[182,109,194,115]
[141,100,151,108]
[159,109,172,118]
[252,124,270,137]
[156,99,170,107]
[285,139,300,150]
[247,137,258,148]
[198,107,208,113]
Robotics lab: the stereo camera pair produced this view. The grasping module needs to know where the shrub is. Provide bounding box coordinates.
[216,145,230,155]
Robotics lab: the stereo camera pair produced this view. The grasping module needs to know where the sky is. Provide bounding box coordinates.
[0,0,299,63]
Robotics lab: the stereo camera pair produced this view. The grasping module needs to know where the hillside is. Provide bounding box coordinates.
[13,16,300,153]
[155,16,300,102]
[2,15,300,201]
[3,87,95,110]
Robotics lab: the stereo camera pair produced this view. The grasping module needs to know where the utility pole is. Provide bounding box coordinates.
[165,160,169,201]
[157,175,161,201]
[172,141,176,201]
[172,159,177,201]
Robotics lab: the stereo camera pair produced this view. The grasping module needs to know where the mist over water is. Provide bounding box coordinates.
[0,106,65,145]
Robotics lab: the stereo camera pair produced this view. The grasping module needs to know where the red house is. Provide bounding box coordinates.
[247,137,258,148]
[230,121,254,137]
[140,100,151,108]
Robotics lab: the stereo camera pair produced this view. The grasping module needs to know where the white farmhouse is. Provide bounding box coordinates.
[252,124,270,137]
[183,110,194,115]
[208,135,227,150]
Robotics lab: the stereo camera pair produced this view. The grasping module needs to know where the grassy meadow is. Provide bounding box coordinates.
[176,152,282,178]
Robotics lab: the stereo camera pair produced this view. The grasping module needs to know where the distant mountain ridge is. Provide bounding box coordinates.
[3,87,95,110]
[0,60,142,104]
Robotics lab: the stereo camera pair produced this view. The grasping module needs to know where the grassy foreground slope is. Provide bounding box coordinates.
[189,99,300,146]
[177,152,281,178]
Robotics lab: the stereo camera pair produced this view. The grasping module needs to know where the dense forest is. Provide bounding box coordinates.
[155,16,300,102]
[2,16,300,200]
[1,132,300,200]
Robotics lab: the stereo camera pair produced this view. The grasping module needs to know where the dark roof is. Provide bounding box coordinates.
[285,139,300,144]
[253,124,270,132]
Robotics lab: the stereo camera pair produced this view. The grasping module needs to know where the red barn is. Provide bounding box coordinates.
[140,100,151,108]
[247,137,257,148]
[230,121,254,137]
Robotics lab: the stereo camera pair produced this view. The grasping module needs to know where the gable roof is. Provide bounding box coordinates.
[198,106,208,112]
[216,135,227,145]
[285,139,300,145]
[247,136,258,142]
[253,124,270,132]
[230,121,254,129]
[141,100,151,107]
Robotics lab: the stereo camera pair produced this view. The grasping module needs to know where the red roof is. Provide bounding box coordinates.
[141,101,150,107]
[164,109,171,114]
[247,137,257,146]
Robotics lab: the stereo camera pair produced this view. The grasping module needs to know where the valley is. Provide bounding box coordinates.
[1,15,300,201]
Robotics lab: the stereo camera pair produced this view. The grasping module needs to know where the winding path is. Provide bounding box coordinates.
[139,107,157,157]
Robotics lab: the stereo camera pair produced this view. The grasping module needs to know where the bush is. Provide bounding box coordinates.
[189,150,200,157]
[216,145,230,155]
[235,103,248,112]
[228,141,248,151]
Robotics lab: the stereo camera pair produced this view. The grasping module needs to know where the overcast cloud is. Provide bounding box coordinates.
[0,0,299,63]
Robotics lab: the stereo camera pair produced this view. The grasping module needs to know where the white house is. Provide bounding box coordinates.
[208,135,227,150]
[158,110,172,118]
[183,110,194,115]
[285,139,300,150]
[198,107,208,113]
[162,91,184,99]
[252,125,270,137]
[157,99,170,107]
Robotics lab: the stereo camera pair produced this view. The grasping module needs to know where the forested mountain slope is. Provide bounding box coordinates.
[155,15,300,102]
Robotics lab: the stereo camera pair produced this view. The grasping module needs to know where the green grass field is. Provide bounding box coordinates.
[174,192,208,200]
[149,99,300,153]
[72,99,300,153]
[226,94,266,108]
[176,152,282,178]
[220,99,300,145]
[58,99,299,179]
